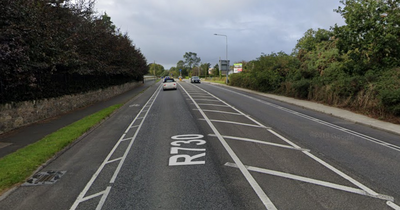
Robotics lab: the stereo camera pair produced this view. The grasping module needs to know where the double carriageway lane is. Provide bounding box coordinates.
[1,79,400,209]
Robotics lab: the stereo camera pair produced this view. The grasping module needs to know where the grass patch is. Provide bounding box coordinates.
[205,77,227,84]
[0,104,122,193]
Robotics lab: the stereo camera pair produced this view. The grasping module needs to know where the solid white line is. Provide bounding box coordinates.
[193,86,268,128]
[96,186,111,210]
[210,85,400,152]
[209,134,309,152]
[225,162,394,202]
[110,87,161,183]
[266,128,383,197]
[196,103,230,107]
[70,85,161,210]
[180,84,277,210]
[199,84,400,205]
[79,190,105,202]
[106,157,123,164]
[194,109,244,116]
[387,201,400,210]
[193,99,220,102]
[199,119,267,128]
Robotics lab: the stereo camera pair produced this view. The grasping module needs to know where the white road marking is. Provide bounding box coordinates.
[192,99,220,102]
[199,118,267,128]
[194,109,244,116]
[225,162,394,201]
[210,85,400,153]
[192,84,400,209]
[387,201,400,210]
[179,83,277,210]
[196,103,230,107]
[70,85,162,210]
[209,134,309,152]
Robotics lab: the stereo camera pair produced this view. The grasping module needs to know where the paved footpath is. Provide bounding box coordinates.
[0,80,157,159]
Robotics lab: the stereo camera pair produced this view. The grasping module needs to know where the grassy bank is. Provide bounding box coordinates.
[0,104,122,194]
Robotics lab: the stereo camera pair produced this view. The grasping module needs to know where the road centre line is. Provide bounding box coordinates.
[224,162,394,202]
[199,119,267,128]
[180,83,277,210]
[70,85,161,210]
[210,85,400,153]
[193,109,244,116]
[196,84,400,209]
[208,134,309,152]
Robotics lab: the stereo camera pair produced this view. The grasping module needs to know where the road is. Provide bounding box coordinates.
[1,79,400,209]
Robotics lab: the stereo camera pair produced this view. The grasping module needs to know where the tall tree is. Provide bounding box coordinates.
[183,52,201,72]
[334,0,400,73]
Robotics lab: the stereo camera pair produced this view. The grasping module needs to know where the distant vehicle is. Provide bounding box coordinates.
[190,76,201,83]
[163,78,177,91]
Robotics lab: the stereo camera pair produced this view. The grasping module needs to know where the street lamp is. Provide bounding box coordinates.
[214,33,229,84]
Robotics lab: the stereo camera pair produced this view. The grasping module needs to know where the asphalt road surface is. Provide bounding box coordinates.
[1,79,400,210]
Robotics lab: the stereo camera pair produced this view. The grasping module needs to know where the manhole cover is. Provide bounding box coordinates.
[23,170,66,186]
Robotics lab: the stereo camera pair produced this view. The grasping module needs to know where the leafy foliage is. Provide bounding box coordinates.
[0,0,148,104]
[228,0,400,119]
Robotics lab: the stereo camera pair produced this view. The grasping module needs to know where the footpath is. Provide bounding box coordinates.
[207,82,400,136]
[0,80,157,159]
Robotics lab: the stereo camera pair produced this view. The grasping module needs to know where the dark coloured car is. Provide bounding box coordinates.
[191,76,201,83]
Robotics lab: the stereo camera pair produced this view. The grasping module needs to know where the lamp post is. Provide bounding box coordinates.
[214,33,229,84]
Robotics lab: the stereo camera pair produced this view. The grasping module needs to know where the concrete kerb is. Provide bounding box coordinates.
[205,81,400,136]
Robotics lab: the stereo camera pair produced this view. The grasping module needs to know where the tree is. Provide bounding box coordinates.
[176,60,188,76]
[200,63,211,77]
[333,0,400,73]
[183,52,201,72]
[212,64,220,76]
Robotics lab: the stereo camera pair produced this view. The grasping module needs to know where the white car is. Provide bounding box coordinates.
[163,78,177,91]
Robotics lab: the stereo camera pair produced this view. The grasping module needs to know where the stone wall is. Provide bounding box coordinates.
[0,81,142,135]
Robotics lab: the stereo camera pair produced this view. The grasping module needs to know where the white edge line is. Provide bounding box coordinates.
[180,83,277,210]
[70,85,161,210]
[211,85,400,152]
[109,87,161,183]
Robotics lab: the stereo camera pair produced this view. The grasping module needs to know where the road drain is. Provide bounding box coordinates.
[23,171,66,186]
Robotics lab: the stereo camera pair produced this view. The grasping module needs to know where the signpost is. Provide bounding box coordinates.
[219,59,230,84]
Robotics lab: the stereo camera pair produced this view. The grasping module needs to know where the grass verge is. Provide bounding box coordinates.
[0,104,122,194]
[204,77,227,84]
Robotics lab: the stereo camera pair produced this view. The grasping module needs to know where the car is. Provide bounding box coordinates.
[190,76,201,83]
[163,78,177,91]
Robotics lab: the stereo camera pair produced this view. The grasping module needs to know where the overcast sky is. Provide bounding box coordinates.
[94,0,346,69]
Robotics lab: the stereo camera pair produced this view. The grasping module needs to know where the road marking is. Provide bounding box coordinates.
[179,83,277,210]
[209,134,309,152]
[224,162,394,202]
[210,85,400,153]
[196,103,230,107]
[70,85,162,210]
[192,99,220,102]
[194,109,244,116]
[199,119,267,128]
[192,84,400,209]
